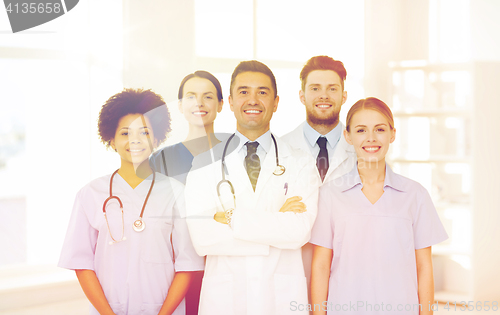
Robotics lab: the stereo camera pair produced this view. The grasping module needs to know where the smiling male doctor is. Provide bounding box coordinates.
[184,60,319,315]
[281,56,357,301]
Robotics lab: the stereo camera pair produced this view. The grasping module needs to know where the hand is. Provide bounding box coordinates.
[279,196,307,213]
[214,212,228,224]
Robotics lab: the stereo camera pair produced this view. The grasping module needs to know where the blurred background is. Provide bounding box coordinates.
[1,0,499,313]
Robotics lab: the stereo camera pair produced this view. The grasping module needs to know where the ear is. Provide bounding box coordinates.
[343,129,353,145]
[217,99,224,113]
[341,90,348,105]
[390,128,396,143]
[273,95,279,113]
[178,100,183,114]
[228,95,235,112]
[110,139,116,151]
[299,89,306,106]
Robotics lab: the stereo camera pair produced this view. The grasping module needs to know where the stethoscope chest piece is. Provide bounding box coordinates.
[273,165,285,176]
[133,219,146,232]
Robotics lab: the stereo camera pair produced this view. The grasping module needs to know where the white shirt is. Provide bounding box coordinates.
[302,121,342,163]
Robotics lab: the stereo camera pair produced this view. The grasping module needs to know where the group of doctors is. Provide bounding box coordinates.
[58,55,448,315]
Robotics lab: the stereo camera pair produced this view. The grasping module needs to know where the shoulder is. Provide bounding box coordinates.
[322,169,358,193]
[280,122,305,146]
[154,172,184,192]
[387,168,428,194]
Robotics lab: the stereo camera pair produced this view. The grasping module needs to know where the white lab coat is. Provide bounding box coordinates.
[281,121,357,305]
[281,122,356,184]
[184,134,320,315]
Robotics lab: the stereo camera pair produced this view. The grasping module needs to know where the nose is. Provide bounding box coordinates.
[128,132,142,144]
[319,88,329,100]
[366,130,376,142]
[247,92,259,105]
[197,95,205,106]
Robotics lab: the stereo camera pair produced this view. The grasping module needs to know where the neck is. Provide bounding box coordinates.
[118,160,153,181]
[238,126,269,141]
[307,118,339,136]
[183,132,220,156]
[357,158,386,185]
[185,123,215,141]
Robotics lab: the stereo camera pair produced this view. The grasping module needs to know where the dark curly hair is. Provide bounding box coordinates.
[98,88,171,148]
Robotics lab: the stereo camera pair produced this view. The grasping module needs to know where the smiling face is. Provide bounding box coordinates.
[300,70,347,131]
[228,71,279,140]
[179,77,223,128]
[344,109,396,165]
[110,113,157,166]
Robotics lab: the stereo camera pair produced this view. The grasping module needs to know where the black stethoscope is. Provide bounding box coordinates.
[216,133,285,212]
[102,169,156,244]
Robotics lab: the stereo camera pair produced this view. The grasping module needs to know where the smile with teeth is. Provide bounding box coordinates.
[316,103,332,109]
[128,148,145,154]
[363,146,381,153]
[192,111,208,116]
[244,109,262,114]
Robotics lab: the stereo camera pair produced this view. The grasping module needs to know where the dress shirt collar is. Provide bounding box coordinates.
[303,121,343,149]
[338,163,406,192]
[235,130,272,154]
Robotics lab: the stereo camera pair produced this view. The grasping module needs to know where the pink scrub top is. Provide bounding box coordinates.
[58,173,204,315]
[310,164,448,315]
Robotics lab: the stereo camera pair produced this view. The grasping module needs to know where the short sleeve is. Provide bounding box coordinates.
[58,191,98,270]
[413,185,449,249]
[171,185,205,272]
[309,185,334,249]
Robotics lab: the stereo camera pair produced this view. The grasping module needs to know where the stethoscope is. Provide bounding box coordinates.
[102,169,156,244]
[216,133,285,212]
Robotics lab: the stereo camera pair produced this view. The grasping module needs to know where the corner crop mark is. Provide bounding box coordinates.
[3,0,79,33]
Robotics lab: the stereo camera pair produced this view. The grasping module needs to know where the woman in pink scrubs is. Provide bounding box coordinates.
[58,88,204,315]
[310,97,448,315]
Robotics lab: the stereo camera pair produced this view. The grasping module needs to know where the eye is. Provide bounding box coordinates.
[356,129,365,133]
[330,88,337,92]
[205,96,213,100]
[240,90,248,95]
[259,91,267,95]
[186,95,195,100]
[376,128,385,132]
[121,132,128,136]
[311,87,318,91]
[141,131,150,136]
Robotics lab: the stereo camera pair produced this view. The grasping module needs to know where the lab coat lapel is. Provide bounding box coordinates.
[289,122,310,153]
[325,135,355,181]
[254,135,289,197]
[225,147,254,194]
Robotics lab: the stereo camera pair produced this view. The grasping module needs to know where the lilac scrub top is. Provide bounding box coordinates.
[310,164,448,315]
[58,172,204,315]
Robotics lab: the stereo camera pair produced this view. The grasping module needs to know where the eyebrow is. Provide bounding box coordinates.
[237,86,271,91]
[308,83,341,87]
[119,126,149,130]
[185,91,214,95]
[354,123,388,128]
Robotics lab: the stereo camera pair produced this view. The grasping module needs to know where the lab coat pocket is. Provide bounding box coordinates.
[199,273,234,315]
[139,303,163,315]
[274,274,308,315]
[141,220,174,264]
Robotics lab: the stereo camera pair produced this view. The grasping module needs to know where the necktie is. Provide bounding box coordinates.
[316,137,329,182]
[245,142,261,191]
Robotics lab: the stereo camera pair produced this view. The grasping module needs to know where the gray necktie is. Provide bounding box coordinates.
[245,142,260,191]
